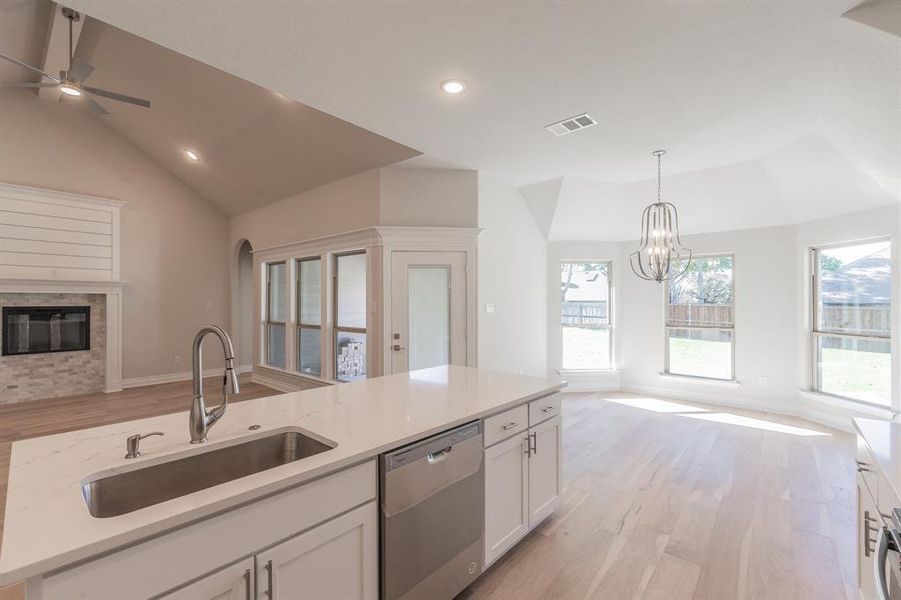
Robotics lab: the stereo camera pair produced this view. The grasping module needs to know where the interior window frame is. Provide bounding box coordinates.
[264,260,287,369]
[333,250,368,382]
[559,259,614,372]
[663,253,736,382]
[296,255,322,376]
[810,238,892,406]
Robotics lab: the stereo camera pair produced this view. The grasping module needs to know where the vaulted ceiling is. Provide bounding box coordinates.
[9,0,901,234]
[0,0,419,216]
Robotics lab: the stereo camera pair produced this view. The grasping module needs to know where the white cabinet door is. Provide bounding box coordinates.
[528,415,562,529]
[255,501,377,600]
[484,431,530,568]
[160,558,254,600]
[859,479,879,600]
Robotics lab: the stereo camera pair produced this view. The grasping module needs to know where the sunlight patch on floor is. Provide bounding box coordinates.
[603,396,830,437]
[683,411,829,437]
[605,396,708,414]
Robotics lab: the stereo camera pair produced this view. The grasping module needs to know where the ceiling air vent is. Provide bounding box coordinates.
[545,113,597,137]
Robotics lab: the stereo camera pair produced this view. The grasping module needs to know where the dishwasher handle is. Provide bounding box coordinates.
[427,446,453,464]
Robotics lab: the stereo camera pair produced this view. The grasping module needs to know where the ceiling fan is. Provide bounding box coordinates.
[0,6,150,115]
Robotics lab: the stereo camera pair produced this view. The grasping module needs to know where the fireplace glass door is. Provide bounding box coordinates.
[2,306,91,356]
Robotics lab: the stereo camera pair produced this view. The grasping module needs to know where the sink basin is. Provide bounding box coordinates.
[82,430,336,518]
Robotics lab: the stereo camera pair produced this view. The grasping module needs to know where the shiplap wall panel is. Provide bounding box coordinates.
[0,211,112,235]
[0,238,113,258]
[0,265,113,281]
[0,183,123,282]
[0,197,111,223]
[0,224,111,246]
[0,251,112,270]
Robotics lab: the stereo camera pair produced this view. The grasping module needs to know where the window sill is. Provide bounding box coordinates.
[658,373,741,388]
[559,368,621,375]
[798,390,895,419]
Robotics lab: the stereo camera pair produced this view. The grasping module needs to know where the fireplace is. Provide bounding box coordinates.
[2,306,91,356]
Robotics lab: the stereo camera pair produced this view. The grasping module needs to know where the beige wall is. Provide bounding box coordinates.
[477,173,547,377]
[0,90,231,380]
[379,167,477,227]
[230,169,381,252]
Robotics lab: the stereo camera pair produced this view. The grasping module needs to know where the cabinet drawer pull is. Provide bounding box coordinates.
[858,459,873,473]
[243,568,252,600]
[530,431,537,455]
[264,559,274,598]
[541,406,556,414]
[502,422,519,431]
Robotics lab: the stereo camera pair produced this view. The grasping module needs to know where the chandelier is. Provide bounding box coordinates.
[629,150,692,282]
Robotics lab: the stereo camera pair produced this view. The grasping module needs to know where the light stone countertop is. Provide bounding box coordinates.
[854,417,901,505]
[0,365,564,584]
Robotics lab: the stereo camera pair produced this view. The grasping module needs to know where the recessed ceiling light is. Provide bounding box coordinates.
[59,84,82,97]
[184,149,200,161]
[441,80,466,94]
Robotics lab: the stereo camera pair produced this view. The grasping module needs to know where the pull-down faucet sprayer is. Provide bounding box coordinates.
[189,325,239,443]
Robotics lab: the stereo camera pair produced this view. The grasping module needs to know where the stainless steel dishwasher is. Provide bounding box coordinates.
[380,421,484,600]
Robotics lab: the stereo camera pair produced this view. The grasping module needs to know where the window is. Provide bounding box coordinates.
[265,261,287,369]
[812,240,891,405]
[561,261,612,370]
[665,255,734,380]
[335,252,367,381]
[296,257,321,376]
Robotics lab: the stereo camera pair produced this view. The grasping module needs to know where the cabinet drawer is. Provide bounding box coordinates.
[878,469,900,520]
[529,394,562,426]
[857,435,878,501]
[484,405,529,447]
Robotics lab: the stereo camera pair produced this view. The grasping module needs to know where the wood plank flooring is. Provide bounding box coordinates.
[0,375,275,600]
[0,387,857,600]
[459,392,858,600]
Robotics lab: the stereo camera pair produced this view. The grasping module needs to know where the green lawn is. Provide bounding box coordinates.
[562,327,610,370]
[667,336,732,380]
[819,346,890,405]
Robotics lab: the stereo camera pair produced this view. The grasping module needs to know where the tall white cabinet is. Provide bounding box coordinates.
[484,394,563,568]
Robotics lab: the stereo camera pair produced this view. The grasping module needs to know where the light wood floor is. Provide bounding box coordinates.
[0,388,857,600]
[459,392,857,600]
[0,375,275,600]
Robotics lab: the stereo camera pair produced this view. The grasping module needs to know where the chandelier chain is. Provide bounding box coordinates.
[657,152,662,204]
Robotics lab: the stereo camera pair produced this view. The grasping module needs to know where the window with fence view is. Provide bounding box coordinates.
[561,261,611,370]
[665,255,734,380]
[813,240,891,405]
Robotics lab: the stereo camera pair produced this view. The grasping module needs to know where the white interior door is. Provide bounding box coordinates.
[390,251,467,374]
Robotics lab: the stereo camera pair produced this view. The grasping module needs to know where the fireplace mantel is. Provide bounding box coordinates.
[0,279,126,393]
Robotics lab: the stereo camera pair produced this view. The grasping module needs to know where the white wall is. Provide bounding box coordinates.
[548,204,901,430]
[477,174,547,377]
[0,91,231,380]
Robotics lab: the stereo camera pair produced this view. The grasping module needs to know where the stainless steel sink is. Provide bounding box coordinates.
[82,430,336,518]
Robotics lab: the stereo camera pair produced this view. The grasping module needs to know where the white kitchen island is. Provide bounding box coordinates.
[0,365,564,599]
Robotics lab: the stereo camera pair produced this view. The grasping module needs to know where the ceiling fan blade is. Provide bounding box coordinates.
[68,60,95,84]
[82,86,150,108]
[0,52,60,83]
[84,96,109,115]
[0,82,59,88]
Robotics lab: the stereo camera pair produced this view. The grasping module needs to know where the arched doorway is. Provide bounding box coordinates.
[235,239,254,369]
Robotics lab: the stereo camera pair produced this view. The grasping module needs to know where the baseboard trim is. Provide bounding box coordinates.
[121,367,227,389]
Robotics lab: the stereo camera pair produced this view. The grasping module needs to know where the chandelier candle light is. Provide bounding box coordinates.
[629,149,692,282]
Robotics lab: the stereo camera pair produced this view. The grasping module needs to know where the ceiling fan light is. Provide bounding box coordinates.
[59,84,81,96]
